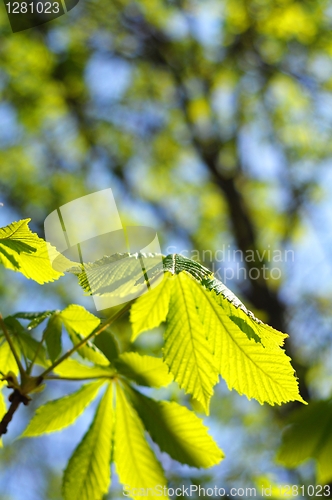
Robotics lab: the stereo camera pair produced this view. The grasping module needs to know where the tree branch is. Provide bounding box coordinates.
[0,390,30,437]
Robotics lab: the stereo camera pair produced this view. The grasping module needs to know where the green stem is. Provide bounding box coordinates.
[39,302,132,379]
[26,330,47,376]
[0,314,25,376]
[44,375,114,381]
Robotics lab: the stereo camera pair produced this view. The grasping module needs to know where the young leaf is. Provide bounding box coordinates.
[193,281,305,406]
[13,331,49,368]
[53,358,115,379]
[69,253,164,299]
[14,311,56,330]
[0,219,70,284]
[163,253,212,282]
[63,384,114,500]
[22,380,105,437]
[130,273,173,341]
[93,329,120,363]
[44,314,62,363]
[0,340,19,379]
[129,388,224,468]
[0,391,6,417]
[277,400,332,483]
[115,352,173,388]
[69,253,304,406]
[60,305,100,337]
[0,391,6,448]
[60,305,109,366]
[163,273,219,414]
[114,383,167,499]
[65,326,109,366]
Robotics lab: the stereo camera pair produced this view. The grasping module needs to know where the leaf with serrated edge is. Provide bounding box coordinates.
[0,219,72,284]
[163,273,219,414]
[66,326,109,366]
[60,305,100,337]
[114,384,167,500]
[22,380,104,437]
[116,353,173,388]
[69,253,164,299]
[130,273,173,341]
[68,253,304,407]
[193,280,305,405]
[129,388,224,468]
[63,384,114,500]
[60,305,109,366]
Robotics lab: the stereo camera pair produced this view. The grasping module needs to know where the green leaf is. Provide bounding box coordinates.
[164,273,219,414]
[3,316,49,367]
[163,254,212,282]
[69,253,164,301]
[63,384,114,500]
[14,311,56,330]
[115,352,173,388]
[93,329,120,362]
[60,305,109,366]
[44,314,62,363]
[66,327,110,366]
[192,281,305,406]
[22,380,104,437]
[0,219,71,284]
[0,391,6,448]
[114,384,167,499]
[0,391,6,417]
[69,253,304,407]
[130,273,173,341]
[53,358,115,379]
[277,400,332,483]
[13,331,49,368]
[60,305,100,337]
[0,340,19,380]
[129,388,224,468]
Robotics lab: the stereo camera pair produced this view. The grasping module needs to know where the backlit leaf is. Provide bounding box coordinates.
[114,383,167,499]
[0,219,71,284]
[130,273,173,341]
[44,314,62,362]
[22,380,104,437]
[129,388,224,468]
[115,352,173,388]
[63,384,114,500]
[163,273,219,414]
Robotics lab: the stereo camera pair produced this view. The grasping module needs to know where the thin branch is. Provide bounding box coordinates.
[0,390,29,437]
[26,330,47,376]
[44,375,114,381]
[0,314,25,376]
